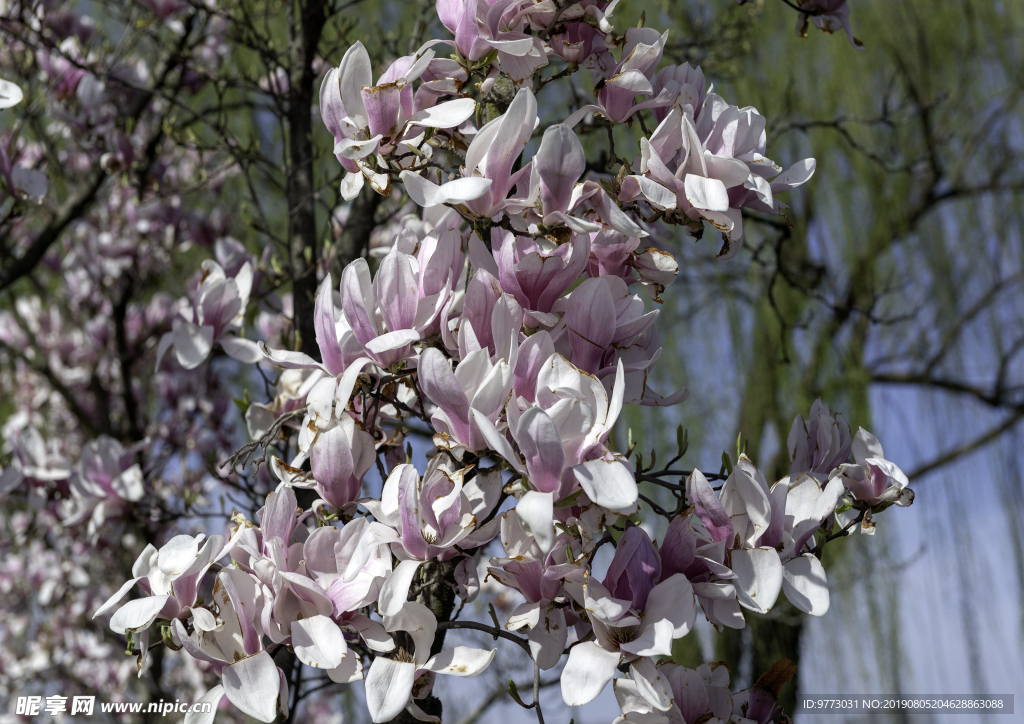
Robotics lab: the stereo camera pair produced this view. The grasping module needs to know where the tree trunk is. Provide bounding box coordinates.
[287,0,327,358]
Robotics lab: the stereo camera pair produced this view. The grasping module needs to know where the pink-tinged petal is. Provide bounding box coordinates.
[338,42,372,129]
[687,470,733,544]
[374,249,420,332]
[514,332,556,403]
[535,124,585,216]
[311,416,375,509]
[314,274,347,376]
[222,651,282,723]
[517,408,565,494]
[319,67,346,140]
[659,515,696,579]
[392,465,429,560]
[419,347,471,426]
[423,646,496,676]
[361,82,404,138]
[566,278,616,373]
[782,553,829,616]
[574,458,638,512]
[731,547,784,614]
[292,615,347,669]
[760,479,789,549]
[668,667,709,724]
[560,641,620,707]
[341,259,379,348]
[605,525,661,610]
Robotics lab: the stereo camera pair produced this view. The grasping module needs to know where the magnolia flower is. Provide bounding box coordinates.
[170,568,288,723]
[561,543,696,709]
[60,436,145,533]
[156,259,261,370]
[794,0,863,49]
[369,457,502,617]
[788,398,852,476]
[229,490,397,663]
[309,413,376,509]
[458,87,537,219]
[487,227,591,324]
[651,62,706,122]
[342,244,451,369]
[440,267,523,362]
[94,532,235,676]
[435,0,547,79]
[321,41,477,199]
[565,27,672,127]
[487,512,581,669]
[560,275,658,374]
[0,423,72,494]
[365,601,496,723]
[507,123,601,234]
[613,660,734,724]
[418,345,515,455]
[831,427,913,509]
[474,353,636,550]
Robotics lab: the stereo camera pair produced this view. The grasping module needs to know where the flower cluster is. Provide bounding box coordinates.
[1,1,906,722]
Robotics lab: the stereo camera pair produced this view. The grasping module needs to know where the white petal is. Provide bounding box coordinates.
[222,650,282,723]
[731,547,784,614]
[560,641,620,707]
[328,653,364,683]
[423,646,496,676]
[365,658,417,723]
[184,685,224,724]
[172,320,214,370]
[378,559,421,617]
[782,554,829,616]
[109,595,170,634]
[0,78,24,108]
[516,490,554,554]
[384,601,437,667]
[408,98,477,128]
[221,336,263,364]
[683,174,730,213]
[574,458,638,512]
[619,618,674,658]
[292,614,347,669]
[630,656,673,711]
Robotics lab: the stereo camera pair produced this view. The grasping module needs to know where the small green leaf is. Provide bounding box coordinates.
[508,678,528,708]
[721,451,733,475]
[676,425,688,457]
